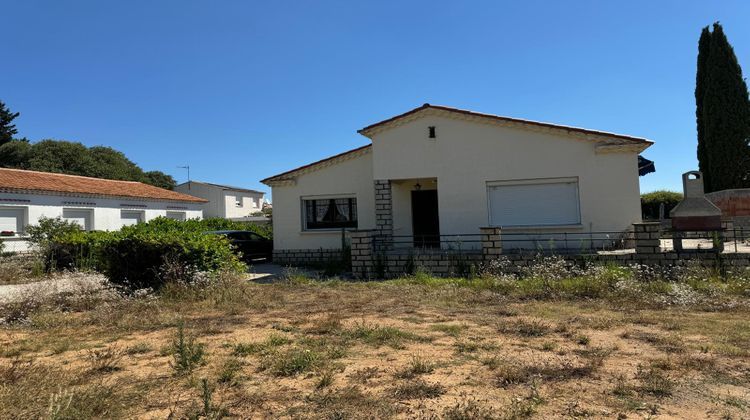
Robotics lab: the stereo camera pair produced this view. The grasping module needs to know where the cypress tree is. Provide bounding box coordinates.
[695,26,712,190]
[699,23,750,192]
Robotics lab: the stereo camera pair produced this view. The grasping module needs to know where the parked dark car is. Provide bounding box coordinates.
[207,230,273,262]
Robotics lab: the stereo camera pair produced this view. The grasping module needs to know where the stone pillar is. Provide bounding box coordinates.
[480,227,502,259]
[634,222,662,255]
[350,230,375,279]
[374,180,393,249]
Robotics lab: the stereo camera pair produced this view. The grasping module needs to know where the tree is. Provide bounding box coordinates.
[0,101,20,146]
[0,140,32,168]
[696,22,750,192]
[695,26,712,190]
[144,170,177,190]
[0,139,176,189]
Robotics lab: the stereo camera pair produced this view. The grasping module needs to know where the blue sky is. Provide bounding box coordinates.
[4,1,750,197]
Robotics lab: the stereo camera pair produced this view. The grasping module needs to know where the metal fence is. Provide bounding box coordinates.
[369,227,750,255]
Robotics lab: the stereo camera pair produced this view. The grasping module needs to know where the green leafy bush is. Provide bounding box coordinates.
[46,217,247,289]
[641,190,682,220]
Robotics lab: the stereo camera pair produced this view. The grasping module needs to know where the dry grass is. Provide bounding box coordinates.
[1,267,750,418]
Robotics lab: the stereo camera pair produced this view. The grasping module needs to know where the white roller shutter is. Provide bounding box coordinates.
[488,179,580,227]
[166,211,186,221]
[120,211,143,227]
[62,209,92,231]
[0,208,24,234]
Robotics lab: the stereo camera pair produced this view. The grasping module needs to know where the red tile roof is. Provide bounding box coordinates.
[0,168,207,203]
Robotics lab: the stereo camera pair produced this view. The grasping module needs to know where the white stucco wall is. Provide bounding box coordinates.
[270,151,376,249]
[174,183,264,219]
[0,191,203,252]
[372,115,642,238]
[222,191,264,218]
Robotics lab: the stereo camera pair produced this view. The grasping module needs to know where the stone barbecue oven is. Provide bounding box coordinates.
[670,171,722,230]
[669,171,723,251]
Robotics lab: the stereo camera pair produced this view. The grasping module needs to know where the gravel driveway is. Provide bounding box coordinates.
[0,272,107,305]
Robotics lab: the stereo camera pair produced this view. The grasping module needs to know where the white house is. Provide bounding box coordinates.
[174,181,266,221]
[261,104,653,259]
[0,168,206,252]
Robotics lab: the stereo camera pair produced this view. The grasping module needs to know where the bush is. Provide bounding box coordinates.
[47,217,246,289]
[641,190,682,220]
[25,216,83,248]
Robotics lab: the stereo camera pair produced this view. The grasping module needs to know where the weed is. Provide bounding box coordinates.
[429,323,465,337]
[316,370,335,389]
[124,342,152,355]
[348,367,379,384]
[576,335,590,346]
[345,322,423,349]
[392,379,445,400]
[217,357,244,385]
[394,355,435,379]
[261,347,321,377]
[232,333,291,357]
[499,319,550,337]
[185,378,227,420]
[443,396,498,419]
[541,341,557,352]
[635,365,674,397]
[170,323,206,375]
[86,346,123,373]
[482,355,501,370]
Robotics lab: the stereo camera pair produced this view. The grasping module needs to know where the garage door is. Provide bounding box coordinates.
[62,209,92,231]
[0,208,24,234]
[488,179,580,227]
[120,211,143,227]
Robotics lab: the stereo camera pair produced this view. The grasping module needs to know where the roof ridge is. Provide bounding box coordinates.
[358,103,653,144]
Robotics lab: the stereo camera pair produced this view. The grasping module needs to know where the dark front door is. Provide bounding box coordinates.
[411,190,440,248]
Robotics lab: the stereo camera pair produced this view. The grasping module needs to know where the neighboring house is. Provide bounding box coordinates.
[0,168,206,252]
[261,104,653,259]
[174,181,266,221]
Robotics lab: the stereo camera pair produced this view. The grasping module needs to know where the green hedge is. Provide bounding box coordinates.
[46,218,249,290]
[641,190,683,220]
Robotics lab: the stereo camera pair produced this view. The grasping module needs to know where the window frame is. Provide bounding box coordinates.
[486,177,581,228]
[301,195,358,231]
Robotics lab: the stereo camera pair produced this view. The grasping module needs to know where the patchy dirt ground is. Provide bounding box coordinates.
[1,279,749,419]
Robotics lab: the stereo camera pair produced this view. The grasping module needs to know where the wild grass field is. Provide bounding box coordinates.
[1,259,750,419]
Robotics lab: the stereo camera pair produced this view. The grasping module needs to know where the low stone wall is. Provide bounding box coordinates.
[273,249,343,266]
[349,225,750,279]
[374,250,484,277]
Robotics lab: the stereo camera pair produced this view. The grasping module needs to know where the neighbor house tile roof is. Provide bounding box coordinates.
[0,168,207,203]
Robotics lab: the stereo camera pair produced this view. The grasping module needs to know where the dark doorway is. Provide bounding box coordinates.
[411,190,440,248]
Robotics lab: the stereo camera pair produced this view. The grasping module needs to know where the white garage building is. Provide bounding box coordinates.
[0,168,206,252]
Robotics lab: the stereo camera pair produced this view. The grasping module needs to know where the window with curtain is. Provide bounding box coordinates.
[303,197,357,230]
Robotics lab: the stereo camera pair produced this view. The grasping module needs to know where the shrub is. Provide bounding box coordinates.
[45,217,246,289]
[25,216,83,248]
[641,190,682,220]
